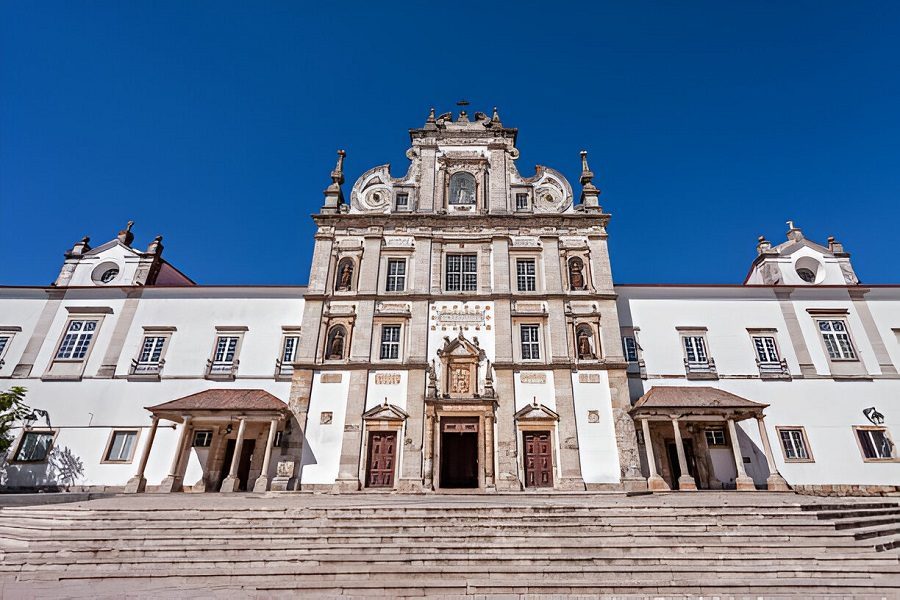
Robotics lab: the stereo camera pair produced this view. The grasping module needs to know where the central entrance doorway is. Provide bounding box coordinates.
[666,438,699,490]
[440,418,479,488]
[219,439,256,492]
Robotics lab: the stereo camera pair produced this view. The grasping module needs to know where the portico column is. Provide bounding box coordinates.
[671,417,696,490]
[220,417,247,493]
[253,419,279,492]
[756,416,790,491]
[124,416,160,493]
[727,418,756,491]
[158,415,192,493]
[641,419,669,491]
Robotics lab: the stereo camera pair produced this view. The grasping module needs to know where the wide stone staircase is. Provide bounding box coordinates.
[0,492,898,598]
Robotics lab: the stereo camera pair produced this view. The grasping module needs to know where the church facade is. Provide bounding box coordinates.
[1,108,898,495]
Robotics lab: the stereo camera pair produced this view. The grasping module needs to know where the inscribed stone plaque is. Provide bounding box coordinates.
[321,373,343,384]
[520,372,547,384]
[375,372,401,385]
[579,373,602,384]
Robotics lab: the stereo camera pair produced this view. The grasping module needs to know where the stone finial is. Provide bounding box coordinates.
[321,150,346,214]
[578,150,601,211]
[117,221,135,246]
[67,236,91,257]
[827,235,845,254]
[756,235,774,255]
[491,106,501,124]
[483,359,496,399]
[786,220,804,242]
[146,235,164,255]
[426,107,435,123]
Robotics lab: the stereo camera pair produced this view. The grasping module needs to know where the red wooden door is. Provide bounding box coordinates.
[366,431,396,488]
[524,432,553,488]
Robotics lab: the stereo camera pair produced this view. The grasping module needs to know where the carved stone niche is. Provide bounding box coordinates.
[437,332,486,399]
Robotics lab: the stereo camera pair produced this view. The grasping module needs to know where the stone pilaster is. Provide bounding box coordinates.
[493,369,520,490]
[332,369,369,492]
[552,368,585,490]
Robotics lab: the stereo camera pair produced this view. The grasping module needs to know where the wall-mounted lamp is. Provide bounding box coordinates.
[863,407,885,426]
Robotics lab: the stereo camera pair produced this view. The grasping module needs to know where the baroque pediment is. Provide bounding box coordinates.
[362,401,409,422]
[514,401,560,422]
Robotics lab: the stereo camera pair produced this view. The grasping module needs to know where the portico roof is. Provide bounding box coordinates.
[630,386,767,420]
[146,389,288,419]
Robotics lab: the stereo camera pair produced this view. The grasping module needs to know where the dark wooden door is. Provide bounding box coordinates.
[366,431,396,488]
[666,439,699,490]
[219,439,256,491]
[524,431,553,488]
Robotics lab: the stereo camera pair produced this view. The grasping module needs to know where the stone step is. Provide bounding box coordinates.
[835,514,900,530]
[874,535,900,552]
[853,523,900,541]
[816,507,900,520]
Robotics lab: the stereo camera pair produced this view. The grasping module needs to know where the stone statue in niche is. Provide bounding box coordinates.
[577,327,595,359]
[449,172,476,205]
[336,260,353,291]
[569,257,586,290]
[450,366,470,395]
[327,327,345,360]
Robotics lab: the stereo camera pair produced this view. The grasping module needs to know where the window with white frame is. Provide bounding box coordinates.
[213,336,239,364]
[0,333,12,365]
[395,192,409,211]
[705,429,726,447]
[138,336,166,365]
[818,320,856,360]
[193,430,213,447]
[386,258,407,292]
[379,325,401,360]
[778,428,811,461]
[446,254,477,292]
[622,336,638,362]
[516,258,536,292]
[104,430,138,462]
[520,324,541,360]
[55,319,98,360]
[855,427,895,460]
[682,335,709,365]
[752,335,780,364]
[13,431,55,462]
[281,335,299,364]
[515,193,529,211]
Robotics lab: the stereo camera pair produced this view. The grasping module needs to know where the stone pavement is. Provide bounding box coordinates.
[0,491,898,598]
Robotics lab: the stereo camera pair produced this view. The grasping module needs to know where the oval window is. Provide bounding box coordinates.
[100,268,119,283]
[796,267,816,283]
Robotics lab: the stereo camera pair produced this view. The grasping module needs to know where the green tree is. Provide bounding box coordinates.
[0,387,32,453]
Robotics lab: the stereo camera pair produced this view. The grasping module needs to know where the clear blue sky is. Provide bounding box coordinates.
[2,2,899,285]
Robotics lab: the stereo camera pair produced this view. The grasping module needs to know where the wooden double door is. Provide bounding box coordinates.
[523,431,553,488]
[366,431,397,488]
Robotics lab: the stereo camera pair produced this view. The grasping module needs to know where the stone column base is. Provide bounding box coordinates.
[395,478,425,493]
[621,476,649,492]
[252,476,270,493]
[557,477,587,491]
[736,476,757,491]
[766,474,790,491]
[494,475,522,492]
[219,475,240,493]
[269,476,295,492]
[123,476,147,494]
[157,475,182,493]
[647,475,670,491]
[677,475,697,491]
[332,478,361,493]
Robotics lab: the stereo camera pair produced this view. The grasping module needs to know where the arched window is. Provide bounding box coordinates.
[576,324,596,360]
[326,325,347,360]
[335,258,355,291]
[449,172,476,205]
[568,257,587,290]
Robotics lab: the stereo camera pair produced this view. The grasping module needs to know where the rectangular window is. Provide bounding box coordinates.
[138,336,167,365]
[856,427,895,460]
[0,335,11,362]
[515,193,529,211]
[213,336,239,364]
[281,336,299,363]
[193,430,213,448]
[386,259,407,292]
[516,259,536,292]
[779,428,811,461]
[682,335,708,364]
[445,254,477,292]
[55,319,98,360]
[752,335,780,363]
[520,325,541,360]
[622,336,638,362]
[395,193,409,211]
[379,325,401,360]
[104,430,138,462]
[14,431,54,462]
[705,429,726,447]
[818,320,856,360]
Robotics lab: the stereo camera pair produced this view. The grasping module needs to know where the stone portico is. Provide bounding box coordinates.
[631,386,789,492]
[124,389,288,494]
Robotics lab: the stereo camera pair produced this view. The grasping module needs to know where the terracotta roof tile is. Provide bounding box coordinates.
[631,386,766,413]
[147,389,287,413]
